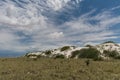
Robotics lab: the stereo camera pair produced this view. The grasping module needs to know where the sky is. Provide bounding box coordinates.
[0,0,120,56]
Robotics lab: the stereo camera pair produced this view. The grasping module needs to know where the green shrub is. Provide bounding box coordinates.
[78,48,100,60]
[61,46,70,51]
[54,54,65,59]
[25,53,30,57]
[70,50,81,58]
[103,41,115,43]
[37,55,42,58]
[109,51,118,57]
[85,44,93,48]
[103,50,118,58]
[25,54,37,58]
[44,50,52,55]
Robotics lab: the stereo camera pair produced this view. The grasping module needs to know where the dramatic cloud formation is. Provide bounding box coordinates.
[0,0,120,53]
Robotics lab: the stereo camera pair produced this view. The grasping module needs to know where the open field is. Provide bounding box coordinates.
[0,58,120,80]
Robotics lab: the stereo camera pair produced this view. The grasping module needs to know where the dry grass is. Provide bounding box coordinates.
[0,58,120,80]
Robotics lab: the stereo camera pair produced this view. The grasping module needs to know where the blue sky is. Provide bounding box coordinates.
[0,0,120,55]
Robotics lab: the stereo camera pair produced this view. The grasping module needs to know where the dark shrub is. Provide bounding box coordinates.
[54,54,65,59]
[109,51,118,57]
[85,44,93,48]
[78,48,100,59]
[103,41,115,43]
[26,54,37,58]
[70,50,81,58]
[103,50,118,58]
[44,50,51,55]
[103,50,110,56]
[37,55,42,58]
[25,53,30,57]
[61,46,70,51]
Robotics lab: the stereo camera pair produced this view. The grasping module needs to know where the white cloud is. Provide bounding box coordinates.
[47,0,70,11]
[0,2,48,26]
[49,32,64,39]
[0,29,29,52]
[99,16,120,27]
[46,0,83,11]
[0,0,120,53]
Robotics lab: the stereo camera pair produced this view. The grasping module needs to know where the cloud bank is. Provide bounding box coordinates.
[0,0,120,53]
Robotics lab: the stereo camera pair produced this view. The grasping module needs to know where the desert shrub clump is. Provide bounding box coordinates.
[44,50,52,55]
[103,41,115,44]
[70,47,100,60]
[85,44,93,48]
[61,46,70,51]
[54,54,65,59]
[78,48,100,60]
[71,50,81,58]
[103,50,118,58]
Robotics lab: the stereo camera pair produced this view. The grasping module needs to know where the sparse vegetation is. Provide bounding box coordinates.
[103,50,118,58]
[0,58,120,80]
[61,46,70,51]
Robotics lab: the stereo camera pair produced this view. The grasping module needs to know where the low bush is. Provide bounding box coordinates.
[44,50,52,55]
[54,54,65,59]
[61,46,70,51]
[109,51,118,58]
[85,44,93,48]
[78,48,100,60]
[103,50,118,58]
[70,50,81,58]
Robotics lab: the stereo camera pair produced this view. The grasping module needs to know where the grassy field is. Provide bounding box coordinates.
[0,58,120,80]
